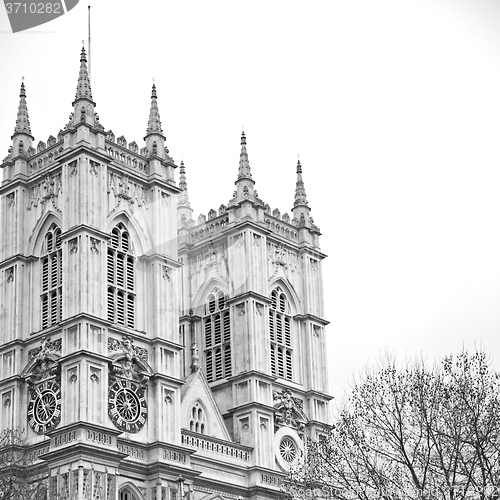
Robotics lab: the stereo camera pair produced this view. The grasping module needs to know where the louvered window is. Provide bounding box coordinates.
[41,224,62,329]
[107,223,135,328]
[204,288,231,382]
[269,287,293,380]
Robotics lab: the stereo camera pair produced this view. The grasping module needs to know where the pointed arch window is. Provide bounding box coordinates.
[204,288,231,382]
[107,223,135,328]
[119,488,139,500]
[269,287,293,380]
[189,401,207,434]
[41,224,62,329]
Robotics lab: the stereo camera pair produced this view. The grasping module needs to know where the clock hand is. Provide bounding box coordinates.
[35,387,48,414]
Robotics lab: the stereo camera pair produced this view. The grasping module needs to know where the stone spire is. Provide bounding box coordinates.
[178,161,191,208]
[145,84,164,137]
[293,159,309,208]
[237,131,252,180]
[73,46,93,104]
[12,81,33,139]
[178,160,194,228]
[292,159,312,227]
[228,131,259,207]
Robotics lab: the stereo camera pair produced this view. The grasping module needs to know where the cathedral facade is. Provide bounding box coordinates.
[0,48,331,500]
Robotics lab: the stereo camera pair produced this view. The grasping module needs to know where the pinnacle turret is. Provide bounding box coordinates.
[237,131,252,180]
[292,158,314,228]
[178,160,191,208]
[293,159,308,208]
[145,84,165,138]
[73,46,93,104]
[12,81,33,139]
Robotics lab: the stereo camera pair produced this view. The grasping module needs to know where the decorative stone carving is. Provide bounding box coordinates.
[273,389,308,434]
[162,265,171,281]
[90,368,100,383]
[69,160,78,176]
[6,267,14,283]
[107,336,148,362]
[28,337,62,361]
[190,343,200,372]
[90,238,100,254]
[69,238,78,254]
[89,160,99,176]
[68,368,78,384]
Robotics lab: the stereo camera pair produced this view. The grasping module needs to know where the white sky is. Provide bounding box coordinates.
[1,0,500,399]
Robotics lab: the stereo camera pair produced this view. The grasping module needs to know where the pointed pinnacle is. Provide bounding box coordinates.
[12,80,33,138]
[178,160,191,207]
[237,131,252,180]
[74,46,93,102]
[294,159,309,207]
[179,160,188,190]
[146,84,164,136]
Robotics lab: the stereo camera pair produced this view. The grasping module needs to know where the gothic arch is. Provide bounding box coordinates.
[186,398,209,434]
[268,278,301,315]
[117,482,145,500]
[107,211,150,257]
[192,278,229,315]
[27,211,62,256]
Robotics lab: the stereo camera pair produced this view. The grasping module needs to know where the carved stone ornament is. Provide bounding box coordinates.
[190,343,200,373]
[6,267,14,283]
[273,389,308,434]
[89,160,99,176]
[69,160,78,176]
[69,238,78,254]
[90,238,100,254]
[107,336,148,362]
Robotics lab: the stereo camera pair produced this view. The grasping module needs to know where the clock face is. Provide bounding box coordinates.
[108,379,147,433]
[27,380,61,435]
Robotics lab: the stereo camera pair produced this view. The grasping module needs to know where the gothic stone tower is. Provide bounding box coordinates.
[0,49,331,500]
[177,133,331,490]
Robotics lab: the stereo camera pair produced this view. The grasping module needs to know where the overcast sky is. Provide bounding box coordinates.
[1,0,500,400]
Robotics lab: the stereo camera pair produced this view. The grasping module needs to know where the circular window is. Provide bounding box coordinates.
[274,427,303,471]
[279,436,298,463]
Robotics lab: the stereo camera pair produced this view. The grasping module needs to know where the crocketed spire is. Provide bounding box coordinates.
[12,81,33,138]
[293,159,309,207]
[237,131,252,180]
[74,47,93,102]
[145,84,164,136]
[178,160,191,208]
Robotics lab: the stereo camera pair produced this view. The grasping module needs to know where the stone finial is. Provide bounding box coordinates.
[12,80,33,138]
[178,160,191,208]
[190,343,200,373]
[293,159,309,208]
[74,47,93,103]
[237,131,252,180]
[145,84,164,136]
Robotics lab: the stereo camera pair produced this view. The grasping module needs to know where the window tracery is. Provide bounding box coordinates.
[269,287,293,380]
[107,223,135,328]
[41,223,62,329]
[189,401,206,434]
[204,288,231,382]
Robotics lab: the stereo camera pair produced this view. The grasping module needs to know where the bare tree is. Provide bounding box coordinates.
[288,350,500,500]
[0,429,48,500]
